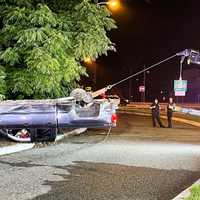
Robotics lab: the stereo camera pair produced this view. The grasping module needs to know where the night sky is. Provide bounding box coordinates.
[94,0,200,101]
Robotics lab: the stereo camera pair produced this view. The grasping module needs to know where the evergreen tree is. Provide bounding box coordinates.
[0,0,116,99]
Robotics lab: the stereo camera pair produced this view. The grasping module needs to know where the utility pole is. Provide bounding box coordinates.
[93,64,97,90]
[143,65,146,102]
[198,94,200,104]
[129,66,133,101]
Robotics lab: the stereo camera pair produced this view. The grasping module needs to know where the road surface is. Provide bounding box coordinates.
[0,113,200,200]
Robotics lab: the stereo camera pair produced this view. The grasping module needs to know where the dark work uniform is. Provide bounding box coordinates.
[167,103,175,128]
[151,103,164,127]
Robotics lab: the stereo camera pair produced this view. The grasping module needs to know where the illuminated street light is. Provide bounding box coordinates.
[83,57,97,88]
[107,0,121,10]
[84,57,93,65]
[83,0,121,88]
[97,0,121,11]
[97,0,116,6]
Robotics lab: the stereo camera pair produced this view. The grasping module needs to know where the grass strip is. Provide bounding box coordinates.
[185,185,200,200]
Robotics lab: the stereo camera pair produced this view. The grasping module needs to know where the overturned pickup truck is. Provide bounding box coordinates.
[0,88,118,142]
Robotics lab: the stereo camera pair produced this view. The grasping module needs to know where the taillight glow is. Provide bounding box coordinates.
[111,113,117,123]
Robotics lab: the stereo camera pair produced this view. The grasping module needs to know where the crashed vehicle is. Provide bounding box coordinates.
[1,49,200,143]
[0,88,118,142]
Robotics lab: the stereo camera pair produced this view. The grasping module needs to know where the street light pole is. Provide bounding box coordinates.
[93,64,97,89]
[143,65,146,102]
[97,2,108,5]
[129,66,133,101]
[96,0,120,9]
[198,94,200,104]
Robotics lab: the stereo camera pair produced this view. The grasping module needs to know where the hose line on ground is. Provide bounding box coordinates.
[101,125,112,143]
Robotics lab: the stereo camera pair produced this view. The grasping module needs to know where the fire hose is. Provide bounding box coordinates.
[106,49,199,90]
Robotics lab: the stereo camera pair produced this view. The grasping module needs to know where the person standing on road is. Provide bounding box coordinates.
[150,98,165,128]
[167,97,176,128]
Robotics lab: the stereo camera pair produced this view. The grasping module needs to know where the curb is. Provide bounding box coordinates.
[0,143,35,156]
[0,128,87,156]
[172,179,200,200]
[118,110,200,127]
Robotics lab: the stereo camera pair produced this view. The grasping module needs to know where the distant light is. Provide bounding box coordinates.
[108,0,118,7]
[107,0,121,11]
[84,57,93,64]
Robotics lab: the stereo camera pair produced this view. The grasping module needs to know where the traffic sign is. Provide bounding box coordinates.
[174,80,187,96]
[174,80,187,92]
[175,91,186,96]
[139,86,145,93]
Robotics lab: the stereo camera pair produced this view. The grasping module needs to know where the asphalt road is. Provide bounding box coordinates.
[0,113,200,200]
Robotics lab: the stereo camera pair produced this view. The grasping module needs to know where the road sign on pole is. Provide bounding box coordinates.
[175,91,186,96]
[139,85,145,93]
[174,80,187,96]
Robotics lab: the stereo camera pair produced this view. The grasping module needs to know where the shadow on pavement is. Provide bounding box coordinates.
[33,161,200,200]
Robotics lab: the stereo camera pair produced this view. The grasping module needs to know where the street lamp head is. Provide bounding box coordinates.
[107,0,121,11]
[108,0,118,7]
[97,0,121,11]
